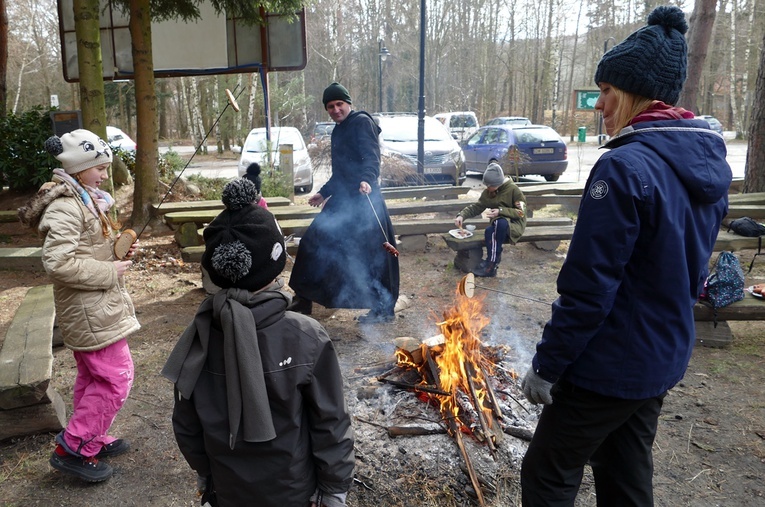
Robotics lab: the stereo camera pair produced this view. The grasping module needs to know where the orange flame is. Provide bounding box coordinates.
[435,290,492,431]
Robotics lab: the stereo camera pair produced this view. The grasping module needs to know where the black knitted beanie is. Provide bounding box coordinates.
[594,6,688,105]
[201,205,286,291]
[322,82,352,107]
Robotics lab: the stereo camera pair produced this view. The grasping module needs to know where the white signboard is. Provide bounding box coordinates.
[58,0,306,82]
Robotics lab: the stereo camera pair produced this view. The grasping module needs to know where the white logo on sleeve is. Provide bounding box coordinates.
[271,242,284,260]
[278,357,292,367]
[590,180,609,200]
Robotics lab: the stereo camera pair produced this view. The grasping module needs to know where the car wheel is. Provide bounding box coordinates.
[544,173,561,182]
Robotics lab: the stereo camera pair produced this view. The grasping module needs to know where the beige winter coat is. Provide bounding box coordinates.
[19,181,140,351]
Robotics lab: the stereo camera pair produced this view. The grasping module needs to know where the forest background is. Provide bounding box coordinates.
[3,0,763,143]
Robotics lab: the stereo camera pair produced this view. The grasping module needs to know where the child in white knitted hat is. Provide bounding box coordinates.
[18,128,140,482]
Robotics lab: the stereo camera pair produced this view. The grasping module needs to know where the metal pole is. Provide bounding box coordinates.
[379,40,383,112]
[417,0,426,175]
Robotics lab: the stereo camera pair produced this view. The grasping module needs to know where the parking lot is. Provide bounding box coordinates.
[168,133,748,189]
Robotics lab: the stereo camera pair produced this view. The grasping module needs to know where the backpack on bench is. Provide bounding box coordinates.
[699,251,745,326]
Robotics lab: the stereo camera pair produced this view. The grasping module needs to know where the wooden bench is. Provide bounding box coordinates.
[188,216,575,248]
[151,196,292,215]
[164,198,474,229]
[0,210,18,223]
[380,184,470,200]
[0,247,44,271]
[693,295,765,347]
[442,225,577,272]
[0,285,66,440]
[158,185,468,221]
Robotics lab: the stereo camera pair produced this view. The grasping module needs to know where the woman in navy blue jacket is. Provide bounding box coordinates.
[520,6,732,506]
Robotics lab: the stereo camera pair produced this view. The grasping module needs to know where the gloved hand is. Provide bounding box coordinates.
[196,474,208,496]
[521,367,554,405]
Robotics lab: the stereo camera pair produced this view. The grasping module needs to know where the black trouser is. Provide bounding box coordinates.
[521,380,666,507]
[485,217,509,264]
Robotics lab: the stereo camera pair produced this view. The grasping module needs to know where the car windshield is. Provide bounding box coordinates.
[314,123,334,136]
[512,127,561,143]
[379,117,451,142]
[244,129,304,152]
[449,115,477,128]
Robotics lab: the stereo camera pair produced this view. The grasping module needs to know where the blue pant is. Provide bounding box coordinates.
[521,380,665,507]
[485,217,509,264]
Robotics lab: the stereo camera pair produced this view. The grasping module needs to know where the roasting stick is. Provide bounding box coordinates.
[459,273,550,305]
[113,87,244,259]
[365,193,399,257]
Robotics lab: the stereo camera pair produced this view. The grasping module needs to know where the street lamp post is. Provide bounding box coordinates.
[378,40,390,112]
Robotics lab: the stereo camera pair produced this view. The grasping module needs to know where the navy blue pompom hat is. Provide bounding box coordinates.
[201,203,286,291]
[594,5,688,105]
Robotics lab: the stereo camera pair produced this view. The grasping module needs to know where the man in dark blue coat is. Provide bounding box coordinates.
[289,83,400,323]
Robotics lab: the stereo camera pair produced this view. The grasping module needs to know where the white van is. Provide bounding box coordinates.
[434,112,480,143]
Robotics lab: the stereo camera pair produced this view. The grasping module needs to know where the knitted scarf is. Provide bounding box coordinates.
[53,168,115,221]
[161,287,276,448]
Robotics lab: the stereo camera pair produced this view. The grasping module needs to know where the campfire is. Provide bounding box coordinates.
[368,280,535,505]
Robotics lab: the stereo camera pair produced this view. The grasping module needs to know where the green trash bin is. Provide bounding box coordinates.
[578,126,587,143]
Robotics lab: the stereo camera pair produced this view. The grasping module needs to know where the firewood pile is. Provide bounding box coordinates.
[355,290,537,506]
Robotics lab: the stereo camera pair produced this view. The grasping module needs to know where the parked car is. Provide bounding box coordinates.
[462,125,568,182]
[433,111,480,142]
[374,113,466,187]
[310,121,335,143]
[694,115,723,135]
[106,126,136,152]
[237,127,313,194]
[485,116,532,127]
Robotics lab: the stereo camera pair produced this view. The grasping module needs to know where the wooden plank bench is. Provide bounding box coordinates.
[442,225,577,272]
[0,247,44,271]
[0,285,66,440]
[693,294,765,347]
[380,184,470,200]
[158,185,468,220]
[189,216,575,247]
[164,198,474,229]
[151,196,292,215]
[0,210,19,223]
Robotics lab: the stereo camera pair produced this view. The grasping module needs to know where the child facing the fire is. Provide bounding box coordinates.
[454,163,526,277]
[162,189,355,507]
[17,129,140,483]
[520,6,731,506]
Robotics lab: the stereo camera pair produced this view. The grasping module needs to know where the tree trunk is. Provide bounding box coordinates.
[128,0,160,230]
[0,0,7,118]
[72,0,112,194]
[743,29,765,193]
[678,0,717,112]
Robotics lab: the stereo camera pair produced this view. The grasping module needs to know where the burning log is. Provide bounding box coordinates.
[387,425,447,438]
[464,360,499,458]
[481,365,504,420]
[379,279,536,506]
[377,378,450,397]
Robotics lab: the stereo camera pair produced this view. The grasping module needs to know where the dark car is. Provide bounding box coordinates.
[694,115,723,136]
[485,116,531,127]
[462,125,568,181]
[374,113,466,187]
[310,122,335,143]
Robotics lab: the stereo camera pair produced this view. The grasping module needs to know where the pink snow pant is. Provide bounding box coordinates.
[62,339,134,457]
